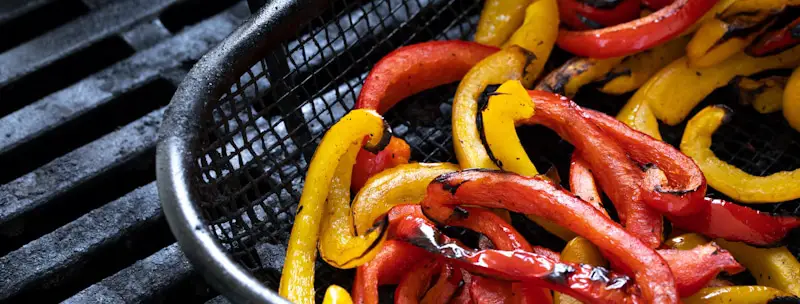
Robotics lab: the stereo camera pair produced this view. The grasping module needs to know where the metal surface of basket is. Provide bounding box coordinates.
[156,0,800,303]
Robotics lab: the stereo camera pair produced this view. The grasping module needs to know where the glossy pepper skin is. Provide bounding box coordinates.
[557,0,721,58]
[351,162,459,235]
[684,286,800,303]
[419,170,678,304]
[536,56,624,98]
[474,0,531,46]
[352,240,430,304]
[419,263,462,304]
[569,154,606,214]
[323,285,354,304]
[351,40,497,192]
[280,110,391,304]
[715,239,800,296]
[502,0,559,83]
[681,105,800,203]
[394,259,440,304]
[747,16,800,56]
[599,36,690,95]
[554,237,608,304]
[785,67,800,132]
[389,214,647,304]
[643,0,674,9]
[733,76,787,114]
[557,0,641,30]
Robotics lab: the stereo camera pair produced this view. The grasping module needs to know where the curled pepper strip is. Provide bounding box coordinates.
[323,285,354,304]
[502,0,559,83]
[389,213,647,304]
[453,46,536,170]
[733,76,787,114]
[280,109,390,304]
[419,170,677,304]
[352,40,497,191]
[616,94,661,140]
[715,239,800,296]
[352,240,430,304]
[557,0,720,58]
[785,66,800,132]
[395,259,441,304]
[635,44,800,127]
[747,16,800,57]
[684,286,800,304]
[536,56,624,98]
[351,162,459,235]
[557,0,641,30]
[420,263,462,304]
[599,35,690,95]
[680,105,800,203]
[474,0,531,47]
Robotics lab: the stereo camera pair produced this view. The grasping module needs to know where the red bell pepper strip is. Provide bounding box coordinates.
[449,271,473,304]
[642,0,674,10]
[418,170,677,304]
[581,108,707,216]
[557,0,720,58]
[468,276,515,304]
[352,40,498,191]
[523,90,663,247]
[395,259,441,304]
[668,197,800,246]
[420,263,462,304]
[747,17,800,57]
[569,153,606,214]
[352,240,430,304]
[557,0,642,30]
[389,213,647,304]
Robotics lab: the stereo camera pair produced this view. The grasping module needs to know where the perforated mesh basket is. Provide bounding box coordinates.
[156,0,800,302]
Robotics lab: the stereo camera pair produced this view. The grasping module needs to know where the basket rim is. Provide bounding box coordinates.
[155,0,329,303]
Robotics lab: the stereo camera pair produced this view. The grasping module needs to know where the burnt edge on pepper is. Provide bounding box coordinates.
[476,84,507,170]
[338,216,390,266]
[716,15,777,47]
[363,120,393,154]
[576,13,605,30]
[767,296,800,304]
[578,0,627,9]
[537,58,595,95]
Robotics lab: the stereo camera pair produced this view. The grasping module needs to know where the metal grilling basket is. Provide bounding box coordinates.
[156,0,800,302]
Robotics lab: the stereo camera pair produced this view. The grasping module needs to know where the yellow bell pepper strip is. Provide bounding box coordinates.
[323,285,354,304]
[684,286,800,304]
[616,94,662,140]
[641,45,800,127]
[600,36,691,95]
[479,80,537,176]
[785,67,800,131]
[318,144,386,269]
[733,76,787,114]
[280,109,391,304]
[474,0,531,47]
[715,239,800,296]
[350,162,459,235]
[502,0,559,83]
[453,46,536,170]
[535,56,623,98]
[554,237,608,304]
[680,105,800,203]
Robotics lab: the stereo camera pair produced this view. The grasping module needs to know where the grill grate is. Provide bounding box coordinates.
[190,0,799,301]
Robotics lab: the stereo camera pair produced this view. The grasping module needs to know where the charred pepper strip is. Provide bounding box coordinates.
[419,170,677,304]
[733,76,787,114]
[395,259,441,304]
[389,213,648,304]
[420,263,462,304]
[715,239,800,296]
[582,108,707,216]
[785,67,800,132]
[557,0,641,30]
[747,16,800,56]
[654,244,744,296]
[453,46,536,170]
[681,105,800,203]
[684,286,800,303]
[599,36,690,95]
[524,91,663,247]
[554,237,608,304]
[557,0,720,58]
[351,162,459,235]
[468,277,516,304]
[569,154,607,214]
[280,110,391,304]
[668,197,800,245]
[352,240,430,304]
[502,0,559,83]
[351,137,410,191]
[536,57,624,98]
[475,0,531,46]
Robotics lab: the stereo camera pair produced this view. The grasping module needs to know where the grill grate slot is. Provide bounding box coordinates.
[159,0,244,33]
[0,0,90,53]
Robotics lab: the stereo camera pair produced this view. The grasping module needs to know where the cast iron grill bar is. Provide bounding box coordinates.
[0,0,60,25]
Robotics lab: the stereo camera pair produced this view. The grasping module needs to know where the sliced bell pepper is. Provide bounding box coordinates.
[733,76,787,114]
[468,276,515,304]
[475,0,531,47]
[420,263,462,304]
[351,162,459,235]
[747,16,800,56]
[569,154,607,214]
[664,233,709,250]
[643,0,674,9]
[395,259,441,304]
[418,170,677,304]
[667,196,800,245]
[352,40,497,192]
[323,285,354,304]
[680,105,800,203]
[785,66,800,132]
[554,237,608,304]
[449,271,473,304]
[536,56,624,98]
[654,243,744,296]
[352,240,431,304]
[637,44,800,127]
[280,109,391,304]
[453,46,536,170]
[599,36,690,95]
[684,286,800,304]
[479,80,538,176]
[616,95,662,140]
[557,0,720,58]
[557,0,641,30]
[502,0,559,83]
[389,212,649,304]
[715,239,800,296]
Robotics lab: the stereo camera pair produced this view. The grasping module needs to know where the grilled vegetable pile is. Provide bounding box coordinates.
[278,1,800,303]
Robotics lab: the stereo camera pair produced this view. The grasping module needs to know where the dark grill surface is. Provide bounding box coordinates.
[2,0,799,304]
